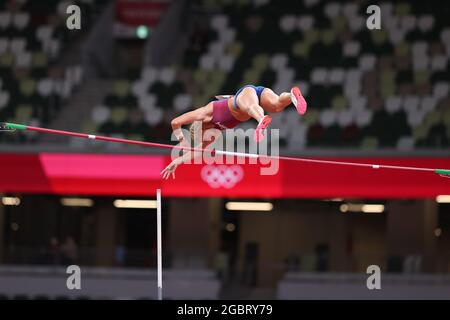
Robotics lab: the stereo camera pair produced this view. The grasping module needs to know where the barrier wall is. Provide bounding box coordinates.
[277,272,450,300]
[0,266,220,299]
[1,153,449,198]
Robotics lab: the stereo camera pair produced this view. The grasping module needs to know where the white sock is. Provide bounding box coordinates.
[258,116,266,125]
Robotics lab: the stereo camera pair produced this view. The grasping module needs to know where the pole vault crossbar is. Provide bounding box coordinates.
[1,122,450,178]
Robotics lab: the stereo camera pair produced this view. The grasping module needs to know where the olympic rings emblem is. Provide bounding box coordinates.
[201,165,244,189]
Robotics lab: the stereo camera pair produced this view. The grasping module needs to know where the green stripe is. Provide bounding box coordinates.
[6,123,27,130]
[435,169,450,175]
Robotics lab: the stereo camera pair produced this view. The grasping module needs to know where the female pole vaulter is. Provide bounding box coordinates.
[161,85,307,179]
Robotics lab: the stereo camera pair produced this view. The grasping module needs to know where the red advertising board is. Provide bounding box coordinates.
[0,153,449,198]
[116,0,169,27]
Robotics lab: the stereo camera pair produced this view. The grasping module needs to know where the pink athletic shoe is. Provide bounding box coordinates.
[254,115,272,143]
[291,86,307,115]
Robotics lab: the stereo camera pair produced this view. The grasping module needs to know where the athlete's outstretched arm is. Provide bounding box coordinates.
[161,139,213,180]
[162,119,213,179]
[171,109,204,141]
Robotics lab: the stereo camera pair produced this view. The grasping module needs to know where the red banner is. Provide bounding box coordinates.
[115,0,169,27]
[0,153,449,198]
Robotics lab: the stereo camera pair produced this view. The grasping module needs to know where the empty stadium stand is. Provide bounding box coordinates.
[80,0,450,151]
[1,0,449,150]
[0,0,110,143]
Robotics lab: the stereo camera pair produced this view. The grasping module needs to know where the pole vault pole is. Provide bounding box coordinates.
[156,189,162,301]
[1,122,449,177]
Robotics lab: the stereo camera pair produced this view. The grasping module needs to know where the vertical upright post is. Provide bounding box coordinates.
[156,189,162,300]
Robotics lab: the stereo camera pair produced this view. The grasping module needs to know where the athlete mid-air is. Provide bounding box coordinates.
[161,85,307,179]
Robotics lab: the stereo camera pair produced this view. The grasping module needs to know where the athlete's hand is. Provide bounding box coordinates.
[161,162,178,180]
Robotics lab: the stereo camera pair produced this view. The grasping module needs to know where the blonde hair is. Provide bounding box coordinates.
[189,123,195,144]
[188,121,203,146]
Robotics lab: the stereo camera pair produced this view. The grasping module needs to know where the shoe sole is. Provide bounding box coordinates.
[291,87,307,115]
[254,116,272,142]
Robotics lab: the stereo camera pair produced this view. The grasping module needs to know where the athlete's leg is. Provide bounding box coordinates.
[235,87,272,142]
[235,87,265,122]
[260,88,292,113]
